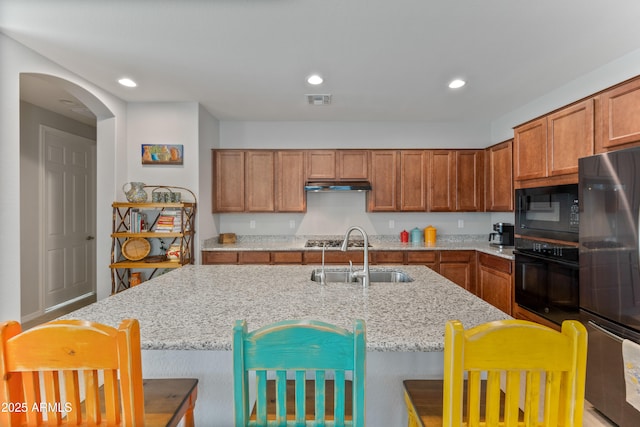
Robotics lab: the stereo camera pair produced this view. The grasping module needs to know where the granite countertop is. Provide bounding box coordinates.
[202,234,515,260]
[61,264,510,352]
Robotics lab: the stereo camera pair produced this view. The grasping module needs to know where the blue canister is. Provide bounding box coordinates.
[410,227,422,243]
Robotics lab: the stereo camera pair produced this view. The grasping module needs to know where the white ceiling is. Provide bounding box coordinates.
[4,0,640,126]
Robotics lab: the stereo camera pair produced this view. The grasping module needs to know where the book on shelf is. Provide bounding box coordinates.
[154,209,182,233]
[129,209,148,233]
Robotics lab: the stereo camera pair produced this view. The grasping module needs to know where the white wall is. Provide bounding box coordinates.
[198,105,220,258]
[1,34,127,321]
[492,47,640,142]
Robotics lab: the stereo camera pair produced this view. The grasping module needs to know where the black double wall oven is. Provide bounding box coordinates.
[514,184,580,325]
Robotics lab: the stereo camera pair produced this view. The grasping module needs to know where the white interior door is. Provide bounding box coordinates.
[41,125,96,310]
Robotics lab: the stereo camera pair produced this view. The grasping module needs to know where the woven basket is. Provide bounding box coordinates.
[122,237,151,261]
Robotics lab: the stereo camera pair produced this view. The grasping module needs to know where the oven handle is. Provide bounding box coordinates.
[587,320,624,343]
[513,250,579,268]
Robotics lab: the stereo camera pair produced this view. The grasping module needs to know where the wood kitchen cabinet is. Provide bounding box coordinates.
[597,76,640,152]
[399,150,427,211]
[368,150,398,211]
[213,149,305,213]
[406,251,438,271]
[455,150,484,211]
[429,150,484,212]
[306,150,336,180]
[371,251,405,264]
[276,151,306,212]
[429,150,456,211]
[485,140,513,212]
[439,251,476,294]
[514,98,594,186]
[303,251,367,264]
[213,150,245,212]
[477,252,513,315]
[202,251,304,265]
[245,151,275,212]
[306,150,368,181]
[547,99,594,176]
[514,117,547,181]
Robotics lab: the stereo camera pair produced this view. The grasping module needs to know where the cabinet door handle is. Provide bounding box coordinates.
[86,236,95,241]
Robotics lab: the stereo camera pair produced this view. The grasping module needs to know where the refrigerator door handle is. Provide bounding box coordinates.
[587,320,624,343]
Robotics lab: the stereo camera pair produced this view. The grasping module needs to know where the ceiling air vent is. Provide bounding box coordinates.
[306,94,331,105]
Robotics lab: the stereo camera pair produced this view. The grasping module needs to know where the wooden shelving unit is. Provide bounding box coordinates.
[110,199,196,293]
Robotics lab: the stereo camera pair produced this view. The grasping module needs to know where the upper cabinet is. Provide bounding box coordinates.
[213,150,245,212]
[455,150,485,212]
[276,151,306,212]
[368,149,484,213]
[485,140,513,212]
[514,98,594,187]
[399,150,427,211]
[213,150,305,213]
[597,77,640,152]
[368,150,398,211]
[429,150,484,212]
[306,150,368,181]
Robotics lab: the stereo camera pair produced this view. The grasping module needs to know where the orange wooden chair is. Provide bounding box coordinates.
[0,319,198,426]
[403,319,587,427]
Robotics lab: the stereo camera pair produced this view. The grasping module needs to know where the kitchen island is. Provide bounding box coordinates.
[61,264,510,425]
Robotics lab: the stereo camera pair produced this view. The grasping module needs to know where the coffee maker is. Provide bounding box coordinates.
[489,222,515,247]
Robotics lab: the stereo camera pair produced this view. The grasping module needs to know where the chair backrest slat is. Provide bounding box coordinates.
[443,319,587,427]
[0,319,147,426]
[234,319,366,427]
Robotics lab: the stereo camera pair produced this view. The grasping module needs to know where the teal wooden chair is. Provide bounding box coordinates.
[233,319,366,427]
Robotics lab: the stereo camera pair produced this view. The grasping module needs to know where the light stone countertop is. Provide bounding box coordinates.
[202,234,515,260]
[61,264,510,352]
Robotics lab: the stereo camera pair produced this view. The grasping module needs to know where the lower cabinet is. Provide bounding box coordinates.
[477,253,513,315]
[439,251,476,294]
[512,304,560,331]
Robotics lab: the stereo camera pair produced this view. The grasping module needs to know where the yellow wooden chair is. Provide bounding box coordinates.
[233,319,366,426]
[0,319,198,426]
[403,319,587,427]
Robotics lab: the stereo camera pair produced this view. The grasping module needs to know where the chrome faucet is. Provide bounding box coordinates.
[341,226,370,287]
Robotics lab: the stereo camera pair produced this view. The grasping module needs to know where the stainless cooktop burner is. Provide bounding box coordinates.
[304,239,370,248]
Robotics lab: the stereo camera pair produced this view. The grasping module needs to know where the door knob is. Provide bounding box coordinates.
[86,236,95,241]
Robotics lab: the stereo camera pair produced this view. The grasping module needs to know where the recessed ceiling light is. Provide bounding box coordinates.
[307,74,324,85]
[448,79,466,89]
[118,78,137,88]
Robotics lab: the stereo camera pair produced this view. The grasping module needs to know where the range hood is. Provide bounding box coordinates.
[304,180,372,192]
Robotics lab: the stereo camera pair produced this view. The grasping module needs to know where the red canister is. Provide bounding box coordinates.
[400,229,409,243]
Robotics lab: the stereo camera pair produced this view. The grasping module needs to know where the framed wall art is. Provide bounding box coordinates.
[141,144,183,165]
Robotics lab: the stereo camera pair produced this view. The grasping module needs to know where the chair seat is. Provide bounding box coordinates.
[142,378,199,427]
[403,379,523,427]
[250,379,353,421]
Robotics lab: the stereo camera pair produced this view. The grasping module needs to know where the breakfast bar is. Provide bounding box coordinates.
[61,264,510,425]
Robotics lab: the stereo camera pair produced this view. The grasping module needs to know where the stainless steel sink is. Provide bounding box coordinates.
[310,268,413,283]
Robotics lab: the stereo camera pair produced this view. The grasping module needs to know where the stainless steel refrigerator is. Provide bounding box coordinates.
[580,147,640,426]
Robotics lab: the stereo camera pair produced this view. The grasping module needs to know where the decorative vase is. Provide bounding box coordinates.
[166,244,182,262]
[122,182,148,203]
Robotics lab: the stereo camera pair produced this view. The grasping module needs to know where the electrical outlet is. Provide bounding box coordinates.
[289,220,296,229]
[388,220,395,229]
[250,220,256,229]
[458,219,464,228]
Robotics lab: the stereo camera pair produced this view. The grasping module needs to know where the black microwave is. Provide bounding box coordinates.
[515,184,579,242]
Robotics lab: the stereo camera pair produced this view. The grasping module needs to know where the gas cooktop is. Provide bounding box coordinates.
[304,239,370,248]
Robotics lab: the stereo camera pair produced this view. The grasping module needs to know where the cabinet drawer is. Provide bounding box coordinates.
[202,251,238,264]
[373,251,405,264]
[439,250,474,263]
[478,252,512,274]
[406,251,437,264]
[303,251,366,264]
[239,251,271,264]
[272,251,303,264]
